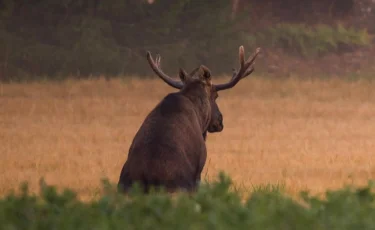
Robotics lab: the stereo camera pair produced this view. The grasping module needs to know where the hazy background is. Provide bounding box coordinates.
[0,0,374,81]
[1,0,375,199]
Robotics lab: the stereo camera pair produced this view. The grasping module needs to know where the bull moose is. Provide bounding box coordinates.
[118,46,260,194]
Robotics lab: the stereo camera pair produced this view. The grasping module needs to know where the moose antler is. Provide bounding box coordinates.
[214,46,260,91]
[146,51,184,89]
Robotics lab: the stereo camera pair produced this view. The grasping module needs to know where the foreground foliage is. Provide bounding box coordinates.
[1,172,375,230]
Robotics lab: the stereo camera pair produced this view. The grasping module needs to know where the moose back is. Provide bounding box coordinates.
[118,46,260,194]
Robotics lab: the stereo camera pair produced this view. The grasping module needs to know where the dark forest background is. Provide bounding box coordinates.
[0,0,374,82]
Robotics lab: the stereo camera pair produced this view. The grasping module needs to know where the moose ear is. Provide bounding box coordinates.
[199,65,211,80]
[179,68,189,82]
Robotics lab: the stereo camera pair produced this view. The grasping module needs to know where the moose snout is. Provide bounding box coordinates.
[208,113,223,133]
[218,114,223,123]
[216,114,224,131]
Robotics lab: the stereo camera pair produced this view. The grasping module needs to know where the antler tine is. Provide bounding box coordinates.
[146,51,183,89]
[243,66,255,77]
[243,47,260,70]
[231,68,237,79]
[214,46,260,91]
[239,46,245,69]
[155,54,161,67]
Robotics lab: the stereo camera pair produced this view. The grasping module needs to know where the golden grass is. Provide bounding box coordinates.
[1,76,375,200]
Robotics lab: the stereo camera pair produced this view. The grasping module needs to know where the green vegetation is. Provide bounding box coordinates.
[250,23,371,57]
[1,172,375,229]
[0,0,372,81]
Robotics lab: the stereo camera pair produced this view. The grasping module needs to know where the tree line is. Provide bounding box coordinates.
[0,0,362,81]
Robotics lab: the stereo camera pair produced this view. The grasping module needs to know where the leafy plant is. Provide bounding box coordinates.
[1,172,375,230]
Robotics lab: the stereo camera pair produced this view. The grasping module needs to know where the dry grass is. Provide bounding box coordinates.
[1,76,375,200]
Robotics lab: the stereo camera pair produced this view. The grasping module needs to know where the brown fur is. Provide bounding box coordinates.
[118,67,221,193]
[117,46,259,194]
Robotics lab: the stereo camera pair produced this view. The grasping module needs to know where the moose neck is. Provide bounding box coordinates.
[181,82,211,133]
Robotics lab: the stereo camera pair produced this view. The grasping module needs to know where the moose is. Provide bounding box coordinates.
[118,46,260,194]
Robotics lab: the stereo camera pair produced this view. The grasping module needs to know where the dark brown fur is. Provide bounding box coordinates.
[118,68,219,193]
[117,46,260,194]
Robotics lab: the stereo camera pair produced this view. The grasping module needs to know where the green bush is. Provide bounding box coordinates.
[250,23,371,57]
[1,172,375,230]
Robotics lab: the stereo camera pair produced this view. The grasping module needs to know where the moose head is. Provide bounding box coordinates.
[146,46,260,137]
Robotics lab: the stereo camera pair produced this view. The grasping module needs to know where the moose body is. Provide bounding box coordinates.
[118,46,260,194]
[119,88,210,192]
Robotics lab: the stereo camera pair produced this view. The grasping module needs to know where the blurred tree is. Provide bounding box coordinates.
[0,0,368,81]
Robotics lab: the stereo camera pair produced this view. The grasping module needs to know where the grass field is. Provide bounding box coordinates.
[1,76,375,200]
